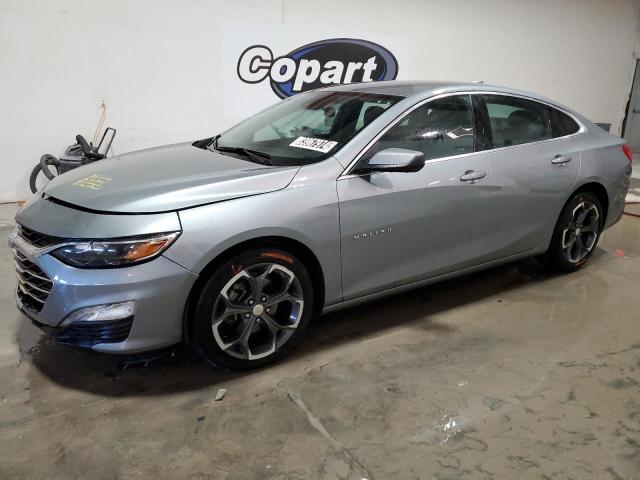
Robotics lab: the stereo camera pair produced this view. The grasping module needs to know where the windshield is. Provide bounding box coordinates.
[212,91,401,166]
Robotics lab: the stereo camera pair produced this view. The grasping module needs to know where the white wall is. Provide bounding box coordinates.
[1,0,639,202]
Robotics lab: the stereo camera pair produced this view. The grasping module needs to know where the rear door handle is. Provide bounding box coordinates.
[551,154,572,165]
[459,170,487,182]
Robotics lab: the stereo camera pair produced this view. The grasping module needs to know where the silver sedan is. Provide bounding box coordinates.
[11,81,632,370]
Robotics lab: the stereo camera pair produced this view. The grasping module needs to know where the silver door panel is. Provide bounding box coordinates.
[338,155,493,300]
[483,138,581,258]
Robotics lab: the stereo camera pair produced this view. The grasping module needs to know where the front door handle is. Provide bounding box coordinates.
[551,154,572,165]
[633,108,640,114]
[460,170,487,182]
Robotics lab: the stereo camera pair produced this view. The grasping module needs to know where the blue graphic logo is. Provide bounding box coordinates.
[237,38,399,98]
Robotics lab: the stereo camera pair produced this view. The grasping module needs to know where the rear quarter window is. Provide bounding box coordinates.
[548,107,581,137]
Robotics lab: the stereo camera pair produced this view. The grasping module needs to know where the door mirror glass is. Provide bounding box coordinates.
[355,148,425,174]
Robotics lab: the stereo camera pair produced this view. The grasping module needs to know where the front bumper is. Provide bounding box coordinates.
[13,196,198,354]
[16,252,198,354]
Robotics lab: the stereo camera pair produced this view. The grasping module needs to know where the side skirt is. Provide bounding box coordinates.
[321,248,540,315]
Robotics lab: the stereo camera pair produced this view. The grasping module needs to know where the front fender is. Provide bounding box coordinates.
[163,159,343,306]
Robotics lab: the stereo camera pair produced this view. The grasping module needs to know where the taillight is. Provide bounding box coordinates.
[622,144,633,162]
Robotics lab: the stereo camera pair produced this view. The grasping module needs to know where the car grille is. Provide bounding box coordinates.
[14,249,53,314]
[57,317,134,347]
[18,225,65,248]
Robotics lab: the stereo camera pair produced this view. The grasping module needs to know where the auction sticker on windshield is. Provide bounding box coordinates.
[289,137,338,153]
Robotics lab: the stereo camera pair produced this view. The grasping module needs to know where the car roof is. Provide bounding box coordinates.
[323,80,584,119]
[324,80,481,97]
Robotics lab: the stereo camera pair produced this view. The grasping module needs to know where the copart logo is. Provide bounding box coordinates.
[237,38,399,99]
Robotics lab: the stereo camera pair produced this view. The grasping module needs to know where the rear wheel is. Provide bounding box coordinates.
[542,191,603,272]
[191,248,314,370]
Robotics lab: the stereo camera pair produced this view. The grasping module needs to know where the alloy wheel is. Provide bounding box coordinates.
[211,263,304,360]
[561,200,599,264]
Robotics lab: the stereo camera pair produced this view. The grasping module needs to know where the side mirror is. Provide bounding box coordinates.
[354,148,425,174]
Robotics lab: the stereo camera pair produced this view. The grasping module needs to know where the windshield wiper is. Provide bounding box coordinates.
[205,134,221,151]
[214,145,273,166]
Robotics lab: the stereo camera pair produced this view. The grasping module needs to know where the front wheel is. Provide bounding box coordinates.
[542,191,603,272]
[191,248,315,370]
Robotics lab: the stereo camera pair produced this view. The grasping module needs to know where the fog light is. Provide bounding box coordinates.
[60,301,135,327]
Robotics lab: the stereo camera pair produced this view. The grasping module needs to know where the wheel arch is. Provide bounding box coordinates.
[539,180,610,254]
[182,235,326,345]
[570,181,609,226]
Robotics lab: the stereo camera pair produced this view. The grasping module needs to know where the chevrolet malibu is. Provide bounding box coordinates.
[10,81,632,370]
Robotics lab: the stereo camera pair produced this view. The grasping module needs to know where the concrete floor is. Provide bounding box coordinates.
[1,190,640,479]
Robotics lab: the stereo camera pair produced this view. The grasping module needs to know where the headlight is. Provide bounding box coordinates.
[51,232,180,268]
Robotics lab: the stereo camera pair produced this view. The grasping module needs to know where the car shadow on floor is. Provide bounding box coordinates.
[16,256,575,397]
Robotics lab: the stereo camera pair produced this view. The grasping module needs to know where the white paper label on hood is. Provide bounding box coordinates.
[289,136,338,153]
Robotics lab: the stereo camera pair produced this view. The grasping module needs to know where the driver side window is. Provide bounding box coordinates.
[361,95,475,164]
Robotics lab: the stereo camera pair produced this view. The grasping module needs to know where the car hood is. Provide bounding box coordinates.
[43,142,300,213]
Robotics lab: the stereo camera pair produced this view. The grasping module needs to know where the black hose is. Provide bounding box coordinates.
[29,154,60,193]
[76,134,91,156]
[39,154,59,179]
[75,134,105,160]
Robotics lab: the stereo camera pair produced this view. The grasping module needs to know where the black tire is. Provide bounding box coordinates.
[191,248,315,371]
[542,191,603,272]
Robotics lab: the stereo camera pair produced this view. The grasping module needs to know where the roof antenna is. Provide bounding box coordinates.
[472,80,484,84]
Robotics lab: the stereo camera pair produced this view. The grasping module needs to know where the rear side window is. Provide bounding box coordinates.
[484,95,551,147]
[548,107,580,137]
[361,94,475,162]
